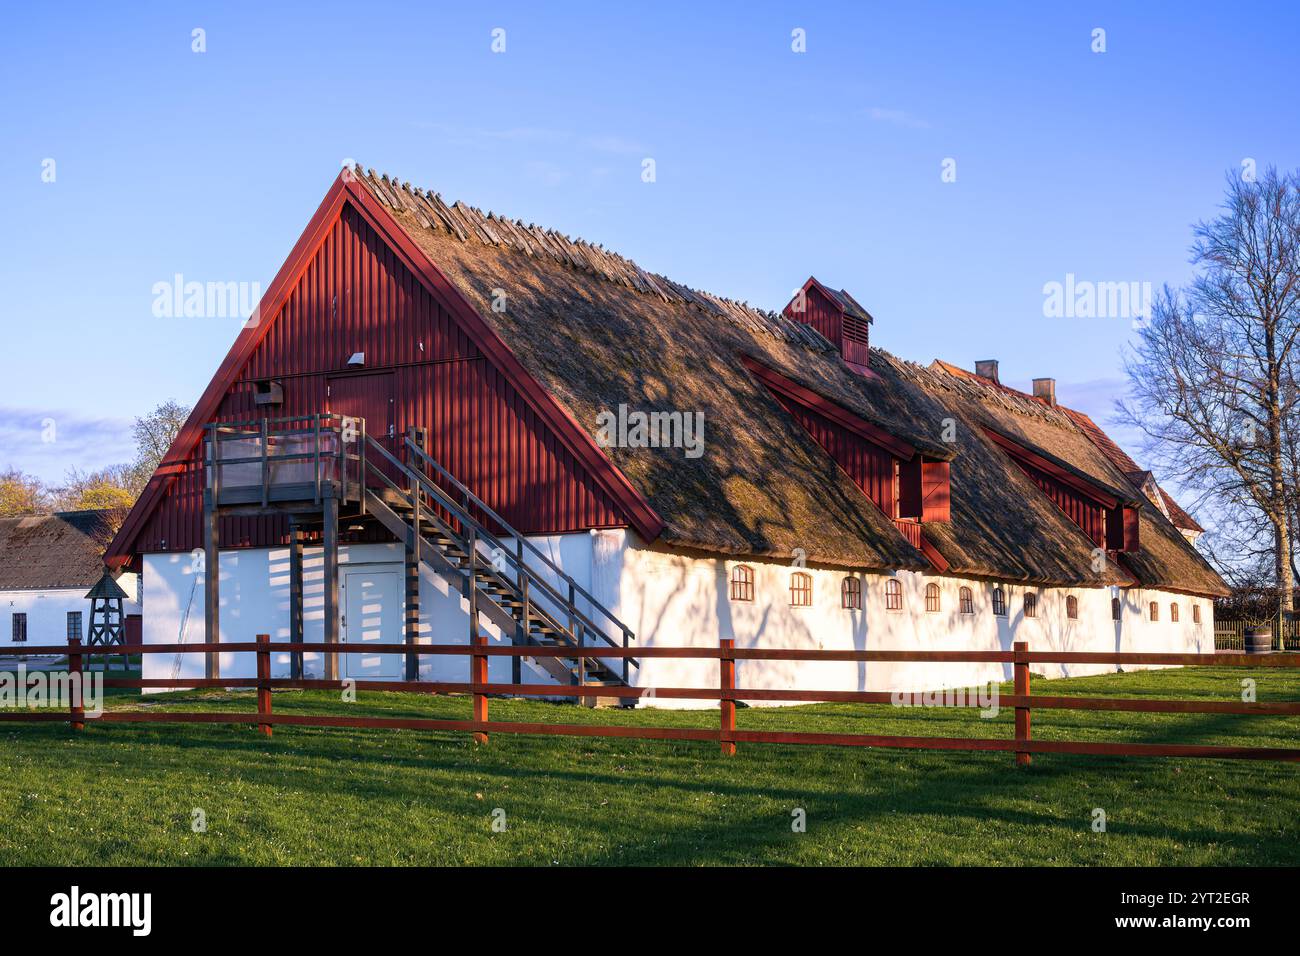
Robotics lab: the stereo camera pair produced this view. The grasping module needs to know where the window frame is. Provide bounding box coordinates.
[885,578,903,611]
[841,576,861,610]
[1170,602,1179,623]
[729,565,754,603]
[1149,601,1159,621]
[12,613,27,644]
[66,611,82,641]
[1192,605,1201,624]
[924,582,941,613]
[1066,595,1079,620]
[1111,597,1122,621]
[790,571,813,608]
[1024,592,1038,618]
[992,586,1007,617]
[958,586,974,615]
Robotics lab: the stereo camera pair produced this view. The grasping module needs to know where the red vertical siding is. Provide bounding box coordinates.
[784,285,842,348]
[1017,462,1105,547]
[768,392,896,516]
[133,201,628,555]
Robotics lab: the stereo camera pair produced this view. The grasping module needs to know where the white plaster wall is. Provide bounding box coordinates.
[139,535,1215,706]
[140,535,599,690]
[597,531,1216,708]
[2,576,141,651]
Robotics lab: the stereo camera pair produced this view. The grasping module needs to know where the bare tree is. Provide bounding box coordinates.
[127,400,191,494]
[1120,167,1300,634]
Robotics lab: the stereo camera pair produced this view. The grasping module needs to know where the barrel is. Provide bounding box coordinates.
[1245,626,1273,654]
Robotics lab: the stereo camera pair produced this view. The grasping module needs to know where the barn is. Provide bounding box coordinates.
[104,167,1226,703]
[2,510,140,651]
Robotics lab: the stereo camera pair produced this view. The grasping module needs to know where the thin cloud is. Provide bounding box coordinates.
[0,407,135,484]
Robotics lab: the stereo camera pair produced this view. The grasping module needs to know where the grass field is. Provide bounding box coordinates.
[1,665,1297,866]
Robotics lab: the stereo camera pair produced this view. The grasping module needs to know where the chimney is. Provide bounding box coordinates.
[974,359,999,384]
[1032,377,1056,406]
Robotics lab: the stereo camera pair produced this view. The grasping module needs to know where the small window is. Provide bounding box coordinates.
[992,586,1006,617]
[925,582,941,613]
[1170,602,1179,623]
[66,611,82,641]
[1066,595,1079,620]
[1149,601,1159,621]
[1024,593,1038,618]
[12,613,27,643]
[841,576,861,610]
[1111,597,1121,621]
[1192,605,1201,624]
[729,565,754,602]
[790,572,813,607]
[959,586,973,614]
[885,578,903,611]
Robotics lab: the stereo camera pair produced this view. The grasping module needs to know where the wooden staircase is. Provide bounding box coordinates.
[360,432,637,698]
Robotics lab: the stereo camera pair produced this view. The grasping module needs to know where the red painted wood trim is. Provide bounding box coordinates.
[107,171,664,565]
[342,177,663,542]
[107,175,354,567]
[741,355,917,460]
[980,426,1121,509]
[918,534,950,572]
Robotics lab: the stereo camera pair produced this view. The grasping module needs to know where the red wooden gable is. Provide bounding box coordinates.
[107,174,662,566]
[981,427,1137,552]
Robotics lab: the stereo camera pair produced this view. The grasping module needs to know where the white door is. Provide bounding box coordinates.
[342,568,404,679]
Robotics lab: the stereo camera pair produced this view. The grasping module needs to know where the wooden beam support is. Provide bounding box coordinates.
[203,490,220,680]
[288,520,304,681]
[322,495,339,682]
[404,544,420,681]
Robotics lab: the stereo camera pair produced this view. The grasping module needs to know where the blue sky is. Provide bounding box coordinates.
[2,1,1297,484]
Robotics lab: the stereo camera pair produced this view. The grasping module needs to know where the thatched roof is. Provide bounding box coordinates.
[355,169,1226,595]
[0,510,119,590]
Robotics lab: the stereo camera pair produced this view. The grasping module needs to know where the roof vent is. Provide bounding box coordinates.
[782,278,875,376]
[1032,377,1056,407]
[975,359,999,383]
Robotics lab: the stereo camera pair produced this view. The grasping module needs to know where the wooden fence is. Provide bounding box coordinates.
[3,637,1300,764]
[1214,619,1300,652]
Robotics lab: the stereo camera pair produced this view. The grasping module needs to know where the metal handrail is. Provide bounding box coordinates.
[403,436,635,643]
[396,442,629,654]
[362,435,635,668]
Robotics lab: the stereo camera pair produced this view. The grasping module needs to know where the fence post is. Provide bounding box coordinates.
[256,633,272,737]
[720,638,736,756]
[1013,640,1031,767]
[68,636,85,732]
[471,634,489,744]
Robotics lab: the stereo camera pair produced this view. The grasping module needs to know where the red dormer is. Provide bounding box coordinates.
[783,277,874,375]
[742,356,952,569]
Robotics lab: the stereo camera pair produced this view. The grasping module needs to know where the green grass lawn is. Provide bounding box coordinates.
[0,666,1296,866]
